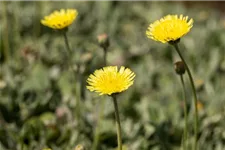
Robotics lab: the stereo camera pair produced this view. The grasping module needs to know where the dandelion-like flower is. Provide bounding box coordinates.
[87,66,135,95]
[41,9,78,30]
[146,14,193,43]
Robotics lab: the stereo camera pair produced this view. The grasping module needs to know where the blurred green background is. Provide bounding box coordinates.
[0,1,225,150]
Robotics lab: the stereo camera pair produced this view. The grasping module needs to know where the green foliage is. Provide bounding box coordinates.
[0,1,225,150]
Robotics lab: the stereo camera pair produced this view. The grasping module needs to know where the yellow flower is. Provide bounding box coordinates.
[87,66,135,95]
[41,9,78,30]
[146,14,193,43]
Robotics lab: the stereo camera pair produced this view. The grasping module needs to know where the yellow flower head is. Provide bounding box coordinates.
[41,9,78,30]
[87,66,135,95]
[146,14,193,43]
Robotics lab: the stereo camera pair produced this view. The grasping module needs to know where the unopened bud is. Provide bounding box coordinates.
[174,61,186,75]
[97,33,110,50]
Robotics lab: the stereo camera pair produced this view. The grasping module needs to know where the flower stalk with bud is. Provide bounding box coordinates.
[174,61,188,150]
[97,33,110,66]
[146,14,199,150]
[93,33,110,150]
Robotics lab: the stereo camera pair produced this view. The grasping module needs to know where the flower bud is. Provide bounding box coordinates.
[174,61,186,75]
[97,33,110,50]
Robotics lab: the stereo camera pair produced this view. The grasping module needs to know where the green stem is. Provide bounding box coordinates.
[2,1,10,62]
[180,75,188,150]
[63,31,72,55]
[76,63,81,123]
[62,31,80,125]
[173,43,198,150]
[33,1,42,38]
[92,48,108,150]
[103,47,107,66]
[112,95,122,150]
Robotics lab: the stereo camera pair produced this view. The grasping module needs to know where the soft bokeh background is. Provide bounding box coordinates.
[0,1,225,150]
